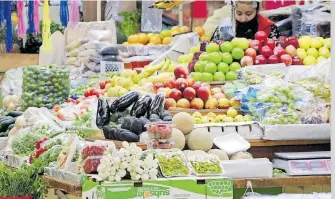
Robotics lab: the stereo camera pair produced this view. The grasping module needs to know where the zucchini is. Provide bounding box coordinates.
[6,111,23,117]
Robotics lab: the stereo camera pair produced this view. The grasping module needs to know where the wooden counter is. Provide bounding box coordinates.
[0,53,38,72]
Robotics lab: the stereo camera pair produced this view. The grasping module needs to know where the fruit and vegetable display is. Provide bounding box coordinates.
[189,39,246,82]
[125,26,208,46]
[21,65,70,110]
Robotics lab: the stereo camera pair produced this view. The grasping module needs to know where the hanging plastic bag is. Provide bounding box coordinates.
[211,17,236,42]
[141,0,162,32]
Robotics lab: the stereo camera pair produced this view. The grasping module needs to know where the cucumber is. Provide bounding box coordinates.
[0,118,16,132]
[6,111,23,117]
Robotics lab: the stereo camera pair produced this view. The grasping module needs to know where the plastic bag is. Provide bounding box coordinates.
[66,38,90,51]
[91,54,103,63]
[66,57,77,65]
[212,16,236,42]
[78,49,98,57]
[262,105,300,125]
[187,154,223,176]
[300,104,329,124]
[68,48,80,57]
[1,68,23,98]
[141,0,162,32]
[21,66,70,110]
[100,45,118,55]
[300,10,330,37]
[96,99,110,129]
[155,149,190,177]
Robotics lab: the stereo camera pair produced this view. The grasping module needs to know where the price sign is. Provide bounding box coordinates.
[289,159,330,175]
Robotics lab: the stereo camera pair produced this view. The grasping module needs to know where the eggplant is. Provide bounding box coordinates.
[116,92,139,112]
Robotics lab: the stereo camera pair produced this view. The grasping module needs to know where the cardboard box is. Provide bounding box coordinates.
[82,176,233,199]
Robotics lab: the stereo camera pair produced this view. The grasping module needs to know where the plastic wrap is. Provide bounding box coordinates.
[1,68,23,98]
[300,104,329,124]
[212,14,236,42]
[44,167,82,184]
[117,45,170,57]
[262,105,300,125]
[66,38,90,51]
[56,134,83,172]
[146,122,173,140]
[141,0,162,32]
[187,154,223,176]
[300,10,330,37]
[21,65,70,110]
[80,156,102,174]
[96,99,110,129]
[155,150,190,177]
[100,45,118,55]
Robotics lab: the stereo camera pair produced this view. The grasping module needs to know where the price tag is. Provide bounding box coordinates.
[289,159,330,175]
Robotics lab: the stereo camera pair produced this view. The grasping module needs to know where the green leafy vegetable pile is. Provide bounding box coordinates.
[116,11,141,43]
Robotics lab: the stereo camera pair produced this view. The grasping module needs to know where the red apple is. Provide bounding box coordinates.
[285,45,297,57]
[188,60,197,73]
[245,48,257,60]
[197,86,210,102]
[240,56,254,67]
[255,31,267,42]
[192,82,202,92]
[175,78,188,91]
[164,77,176,89]
[191,98,204,110]
[174,66,189,78]
[266,38,276,49]
[164,98,177,110]
[154,83,165,93]
[255,55,267,65]
[185,77,195,87]
[260,45,273,58]
[287,37,299,49]
[292,56,303,65]
[280,54,293,66]
[183,87,196,101]
[169,88,182,101]
[273,46,285,57]
[249,39,262,51]
[277,36,288,48]
[267,55,279,64]
[176,98,191,108]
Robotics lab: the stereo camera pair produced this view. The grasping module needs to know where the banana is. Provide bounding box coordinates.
[150,0,182,9]
[161,58,171,71]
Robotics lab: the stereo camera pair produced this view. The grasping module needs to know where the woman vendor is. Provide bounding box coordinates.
[203,0,280,41]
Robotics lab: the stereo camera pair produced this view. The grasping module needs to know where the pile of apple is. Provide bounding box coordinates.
[296,36,331,65]
[155,66,241,110]
[192,111,252,124]
[188,39,248,82]
[241,31,304,66]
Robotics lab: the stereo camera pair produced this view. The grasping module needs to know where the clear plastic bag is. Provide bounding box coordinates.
[187,154,224,176]
[21,66,70,111]
[141,0,162,32]
[81,144,106,160]
[1,68,23,98]
[155,149,190,177]
[300,104,329,124]
[41,134,72,150]
[212,6,235,42]
[66,38,90,51]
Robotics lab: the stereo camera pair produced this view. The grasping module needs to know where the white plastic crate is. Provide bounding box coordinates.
[100,61,124,73]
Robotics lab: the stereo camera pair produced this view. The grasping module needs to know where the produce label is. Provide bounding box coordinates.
[82,177,233,199]
[289,159,330,175]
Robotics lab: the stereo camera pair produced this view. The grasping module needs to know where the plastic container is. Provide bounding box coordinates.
[213,134,251,155]
[148,139,173,149]
[146,122,174,140]
[81,156,102,174]
[188,154,224,176]
[155,150,190,177]
[100,61,124,73]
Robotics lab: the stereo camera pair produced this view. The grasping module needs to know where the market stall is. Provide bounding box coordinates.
[0,0,332,199]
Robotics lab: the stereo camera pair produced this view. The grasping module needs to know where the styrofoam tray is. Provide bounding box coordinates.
[221,158,272,179]
[213,133,250,155]
[263,124,330,140]
[274,151,330,160]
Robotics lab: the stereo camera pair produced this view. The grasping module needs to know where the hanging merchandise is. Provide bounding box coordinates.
[27,0,35,34]
[60,0,69,27]
[42,0,52,53]
[4,1,12,53]
[149,0,183,10]
[34,0,40,33]
[17,0,25,39]
[69,0,79,26]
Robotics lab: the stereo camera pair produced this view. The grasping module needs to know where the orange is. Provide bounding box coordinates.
[162,37,172,45]
[180,26,190,33]
[194,26,205,37]
[138,33,149,44]
[171,30,180,36]
[201,35,210,42]
[149,35,162,45]
[171,26,181,32]
[147,33,155,40]
[128,34,139,44]
[159,30,172,39]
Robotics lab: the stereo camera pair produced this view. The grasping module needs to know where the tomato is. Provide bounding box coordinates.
[53,105,60,112]
[84,89,90,97]
[56,112,65,120]
[91,90,100,97]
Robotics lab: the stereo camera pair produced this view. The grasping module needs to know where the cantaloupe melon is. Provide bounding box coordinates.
[187,128,213,152]
[171,128,185,150]
[172,112,194,135]
[207,149,229,160]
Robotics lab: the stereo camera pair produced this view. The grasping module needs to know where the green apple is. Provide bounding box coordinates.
[231,47,244,60]
[244,115,253,121]
[303,56,317,65]
[307,48,319,58]
[202,73,214,82]
[229,62,241,72]
[318,47,330,58]
[226,71,237,81]
[204,62,217,74]
[221,52,233,64]
[214,72,225,82]
[206,43,220,53]
[190,72,203,81]
[194,61,207,72]
[296,48,307,59]
[199,53,210,61]
[189,44,200,53]
[324,38,331,49]
[217,62,230,73]
[208,52,222,64]
[317,56,327,63]
[220,41,233,53]
[310,38,322,49]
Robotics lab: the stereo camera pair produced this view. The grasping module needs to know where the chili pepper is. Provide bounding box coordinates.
[36,137,48,149]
